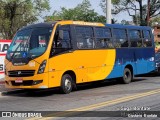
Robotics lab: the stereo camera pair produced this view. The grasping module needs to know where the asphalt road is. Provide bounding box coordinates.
[0,74,160,120]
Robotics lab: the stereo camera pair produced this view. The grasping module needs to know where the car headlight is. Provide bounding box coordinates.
[37,60,47,74]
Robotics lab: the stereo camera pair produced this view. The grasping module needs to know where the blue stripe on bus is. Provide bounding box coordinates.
[106,48,155,79]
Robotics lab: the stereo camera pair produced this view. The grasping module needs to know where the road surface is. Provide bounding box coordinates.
[0,74,160,119]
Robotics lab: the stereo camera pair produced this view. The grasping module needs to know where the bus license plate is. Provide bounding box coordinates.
[15,78,23,83]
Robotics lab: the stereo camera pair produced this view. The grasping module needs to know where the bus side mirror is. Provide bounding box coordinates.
[59,30,63,39]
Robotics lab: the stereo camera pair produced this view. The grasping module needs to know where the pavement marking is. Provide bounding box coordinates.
[27,88,160,120]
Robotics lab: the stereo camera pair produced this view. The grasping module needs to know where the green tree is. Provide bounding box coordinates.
[100,0,160,26]
[150,16,160,26]
[121,20,130,25]
[0,0,50,39]
[45,0,106,23]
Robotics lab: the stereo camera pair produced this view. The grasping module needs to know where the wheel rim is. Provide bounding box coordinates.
[65,78,71,91]
[124,71,130,81]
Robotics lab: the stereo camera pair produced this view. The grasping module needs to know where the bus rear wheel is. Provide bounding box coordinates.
[121,68,132,84]
[60,74,73,94]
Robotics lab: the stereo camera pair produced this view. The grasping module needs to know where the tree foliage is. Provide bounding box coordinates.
[100,0,160,26]
[150,16,160,26]
[0,0,50,39]
[45,0,106,23]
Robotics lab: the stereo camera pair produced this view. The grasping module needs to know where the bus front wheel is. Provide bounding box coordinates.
[60,74,73,94]
[121,68,132,84]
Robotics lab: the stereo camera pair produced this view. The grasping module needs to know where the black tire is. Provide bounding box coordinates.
[60,74,73,94]
[156,71,160,76]
[121,68,132,84]
[72,80,77,91]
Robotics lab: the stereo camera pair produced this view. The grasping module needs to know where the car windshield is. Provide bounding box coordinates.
[7,27,52,60]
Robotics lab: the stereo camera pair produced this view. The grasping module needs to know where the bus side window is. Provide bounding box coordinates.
[129,30,142,47]
[143,30,152,47]
[95,27,112,48]
[59,30,71,48]
[113,29,128,48]
[76,34,85,48]
[76,26,94,49]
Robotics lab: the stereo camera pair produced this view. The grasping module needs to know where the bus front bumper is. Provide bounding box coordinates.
[4,73,49,89]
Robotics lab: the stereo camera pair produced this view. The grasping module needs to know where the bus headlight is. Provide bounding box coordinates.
[38,60,47,74]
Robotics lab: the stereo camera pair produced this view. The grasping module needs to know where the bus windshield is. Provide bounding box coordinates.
[7,27,52,60]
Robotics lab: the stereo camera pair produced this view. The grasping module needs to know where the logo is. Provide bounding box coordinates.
[17,71,21,75]
[2,112,11,117]
[13,63,26,66]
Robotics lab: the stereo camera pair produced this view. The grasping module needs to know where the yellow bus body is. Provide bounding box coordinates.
[5,21,116,89]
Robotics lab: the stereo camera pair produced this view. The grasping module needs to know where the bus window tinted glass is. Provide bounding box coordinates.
[113,29,128,48]
[59,30,71,48]
[95,28,111,38]
[95,27,113,48]
[129,30,142,47]
[53,30,71,49]
[76,26,94,49]
[143,30,152,47]
[50,25,71,56]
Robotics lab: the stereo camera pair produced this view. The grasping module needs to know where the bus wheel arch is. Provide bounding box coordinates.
[121,65,133,84]
[60,70,77,94]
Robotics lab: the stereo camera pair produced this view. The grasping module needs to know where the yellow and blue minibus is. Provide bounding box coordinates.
[4,21,155,93]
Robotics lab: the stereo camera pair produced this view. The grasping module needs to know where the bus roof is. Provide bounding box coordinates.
[20,21,105,31]
[105,24,151,30]
[19,22,57,31]
[20,21,152,31]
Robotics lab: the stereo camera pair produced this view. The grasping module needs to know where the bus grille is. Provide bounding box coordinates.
[8,70,35,77]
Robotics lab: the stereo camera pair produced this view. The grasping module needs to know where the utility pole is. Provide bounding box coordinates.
[147,0,150,26]
[106,0,111,24]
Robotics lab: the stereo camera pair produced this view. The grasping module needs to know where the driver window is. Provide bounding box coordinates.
[50,25,72,56]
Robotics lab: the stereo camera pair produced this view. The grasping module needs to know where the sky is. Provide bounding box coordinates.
[40,0,132,23]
